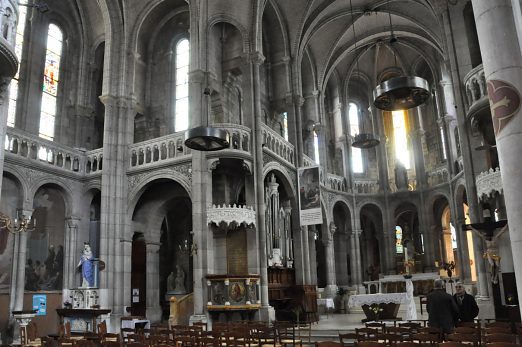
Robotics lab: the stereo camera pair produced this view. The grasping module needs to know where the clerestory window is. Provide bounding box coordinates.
[175,38,189,132]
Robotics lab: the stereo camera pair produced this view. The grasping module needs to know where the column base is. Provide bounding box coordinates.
[324,284,338,298]
[146,306,162,323]
[476,296,495,320]
[189,314,208,325]
[256,306,275,322]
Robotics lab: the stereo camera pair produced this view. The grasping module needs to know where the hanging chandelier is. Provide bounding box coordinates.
[0,211,36,233]
[184,126,230,151]
[349,0,379,149]
[372,5,430,111]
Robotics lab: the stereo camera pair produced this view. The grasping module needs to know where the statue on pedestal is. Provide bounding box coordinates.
[174,265,186,294]
[77,243,94,288]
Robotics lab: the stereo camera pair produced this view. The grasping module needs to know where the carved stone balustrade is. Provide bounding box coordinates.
[129,132,189,169]
[464,64,488,112]
[327,173,347,192]
[213,123,251,153]
[5,127,84,173]
[85,149,103,175]
[303,154,315,167]
[262,124,295,166]
[354,179,380,194]
[427,166,449,186]
[206,274,260,311]
[476,167,503,201]
[207,204,256,229]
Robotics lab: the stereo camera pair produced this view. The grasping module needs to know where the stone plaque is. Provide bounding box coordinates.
[226,230,247,274]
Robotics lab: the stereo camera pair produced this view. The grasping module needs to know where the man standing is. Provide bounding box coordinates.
[453,282,479,323]
[427,279,459,334]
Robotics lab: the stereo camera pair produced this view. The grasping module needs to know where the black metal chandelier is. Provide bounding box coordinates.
[349,0,379,149]
[184,126,230,151]
[373,6,430,111]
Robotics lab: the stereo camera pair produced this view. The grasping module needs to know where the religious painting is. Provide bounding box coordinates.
[298,166,323,225]
[0,177,21,293]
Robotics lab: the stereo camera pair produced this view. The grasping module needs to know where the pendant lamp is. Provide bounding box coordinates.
[349,0,380,149]
[373,5,430,111]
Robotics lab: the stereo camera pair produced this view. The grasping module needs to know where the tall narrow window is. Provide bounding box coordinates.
[39,24,63,141]
[450,223,458,249]
[7,6,27,127]
[175,39,189,132]
[396,226,403,253]
[313,130,320,165]
[282,112,288,141]
[349,103,363,173]
[392,110,410,169]
[440,127,447,160]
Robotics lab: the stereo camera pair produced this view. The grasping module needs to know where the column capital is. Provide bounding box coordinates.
[65,216,81,228]
[247,51,265,65]
[188,69,207,83]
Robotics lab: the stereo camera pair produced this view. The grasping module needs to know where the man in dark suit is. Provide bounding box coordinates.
[427,279,459,334]
[453,282,479,322]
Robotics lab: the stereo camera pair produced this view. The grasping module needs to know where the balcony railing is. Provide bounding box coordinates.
[5,128,84,173]
[129,132,190,169]
[464,64,487,111]
[427,166,449,186]
[261,124,295,166]
[85,148,103,175]
[354,179,380,194]
[327,173,347,192]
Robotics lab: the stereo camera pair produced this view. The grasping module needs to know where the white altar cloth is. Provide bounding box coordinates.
[347,293,409,307]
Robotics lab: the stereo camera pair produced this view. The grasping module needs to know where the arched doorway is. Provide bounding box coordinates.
[359,204,383,284]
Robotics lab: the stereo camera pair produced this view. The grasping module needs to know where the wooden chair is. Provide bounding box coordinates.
[365,323,386,334]
[395,342,418,347]
[483,327,512,335]
[296,322,312,346]
[315,342,343,347]
[278,322,303,347]
[446,333,480,347]
[253,325,277,347]
[438,342,469,347]
[355,342,386,347]
[483,334,516,343]
[101,341,121,347]
[411,333,440,345]
[339,333,357,347]
[377,333,404,347]
[385,327,412,341]
[453,327,479,335]
[485,322,511,328]
[356,328,379,342]
[174,334,196,347]
[485,343,519,347]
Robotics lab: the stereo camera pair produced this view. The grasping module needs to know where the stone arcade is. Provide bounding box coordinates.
[0,0,522,339]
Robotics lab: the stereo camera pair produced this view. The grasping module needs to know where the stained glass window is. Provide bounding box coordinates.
[392,110,410,169]
[39,24,63,141]
[7,6,27,127]
[396,226,403,253]
[175,39,189,132]
[349,103,363,173]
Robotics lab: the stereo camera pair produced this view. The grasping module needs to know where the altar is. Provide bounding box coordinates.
[348,293,410,321]
[56,308,111,333]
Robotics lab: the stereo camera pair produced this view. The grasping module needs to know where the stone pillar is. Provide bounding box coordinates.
[373,106,390,192]
[454,218,472,282]
[98,95,133,317]
[308,226,318,285]
[0,78,12,195]
[322,223,337,297]
[473,0,522,305]
[249,51,274,321]
[145,242,161,322]
[11,209,34,312]
[64,217,80,289]
[352,229,364,292]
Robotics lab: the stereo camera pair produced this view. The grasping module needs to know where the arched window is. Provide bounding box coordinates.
[440,127,447,160]
[392,110,410,169]
[39,23,63,141]
[313,130,320,164]
[7,6,27,127]
[175,38,189,132]
[349,103,363,173]
[282,112,288,141]
[395,226,403,253]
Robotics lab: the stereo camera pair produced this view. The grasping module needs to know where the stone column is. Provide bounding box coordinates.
[64,217,80,289]
[373,106,390,192]
[473,0,522,305]
[322,223,337,297]
[145,242,161,322]
[11,209,34,312]
[308,226,318,285]
[454,218,472,282]
[249,51,274,321]
[0,78,12,194]
[352,229,364,292]
[98,95,133,318]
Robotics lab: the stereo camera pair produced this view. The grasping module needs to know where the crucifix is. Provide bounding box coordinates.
[462,208,508,284]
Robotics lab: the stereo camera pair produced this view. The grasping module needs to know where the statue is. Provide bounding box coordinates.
[77,243,94,287]
[167,271,176,292]
[173,264,186,294]
[471,224,509,284]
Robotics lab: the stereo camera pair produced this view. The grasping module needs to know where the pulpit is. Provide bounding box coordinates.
[348,293,409,322]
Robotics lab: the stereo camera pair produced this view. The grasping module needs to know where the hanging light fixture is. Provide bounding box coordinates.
[349,0,379,149]
[373,3,430,111]
[184,2,230,151]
